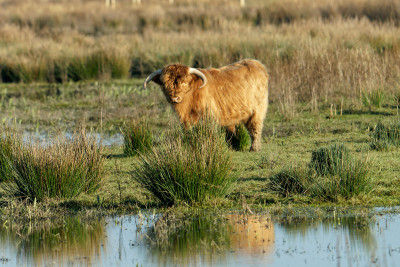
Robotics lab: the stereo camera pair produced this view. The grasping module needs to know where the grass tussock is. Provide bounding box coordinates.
[0,129,20,182]
[132,117,235,206]
[270,143,371,201]
[1,129,104,201]
[310,143,351,176]
[370,120,400,150]
[122,119,153,156]
[270,166,314,197]
[225,124,251,151]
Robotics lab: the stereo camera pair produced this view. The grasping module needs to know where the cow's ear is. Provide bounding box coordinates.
[190,74,204,89]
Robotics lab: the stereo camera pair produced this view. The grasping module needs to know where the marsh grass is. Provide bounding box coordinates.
[362,89,385,109]
[310,143,350,176]
[122,119,153,156]
[225,124,251,151]
[271,143,371,201]
[132,117,235,206]
[0,129,19,182]
[370,120,400,150]
[1,129,104,201]
[310,144,371,201]
[309,159,372,202]
[270,166,314,197]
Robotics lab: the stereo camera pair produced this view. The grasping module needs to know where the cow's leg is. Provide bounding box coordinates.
[245,113,264,152]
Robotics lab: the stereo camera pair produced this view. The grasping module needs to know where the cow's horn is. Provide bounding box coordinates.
[189,68,207,88]
[143,69,162,88]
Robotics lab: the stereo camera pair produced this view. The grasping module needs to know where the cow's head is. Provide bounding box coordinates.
[143,64,207,104]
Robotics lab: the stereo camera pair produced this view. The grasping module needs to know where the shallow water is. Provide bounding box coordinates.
[1,209,400,267]
[22,131,124,147]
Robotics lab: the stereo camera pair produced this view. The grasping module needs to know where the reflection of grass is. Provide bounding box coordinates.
[147,210,274,266]
[277,214,376,252]
[147,210,231,266]
[0,217,106,266]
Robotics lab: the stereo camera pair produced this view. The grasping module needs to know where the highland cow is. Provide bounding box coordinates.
[144,59,269,151]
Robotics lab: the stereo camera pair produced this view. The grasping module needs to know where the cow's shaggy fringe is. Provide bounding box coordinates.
[370,120,400,151]
[132,117,235,206]
[0,129,104,201]
[122,119,153,156]
[270,143,371,201]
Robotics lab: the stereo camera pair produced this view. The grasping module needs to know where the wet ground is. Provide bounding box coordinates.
[1,208,400,267]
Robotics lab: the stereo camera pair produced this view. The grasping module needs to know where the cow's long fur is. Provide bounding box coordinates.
[146,59,269,151]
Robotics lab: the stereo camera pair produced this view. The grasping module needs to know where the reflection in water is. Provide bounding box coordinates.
[146,213,274,266]
[278,215,376,252]
[1,210,400,267]
[0,217,106,266]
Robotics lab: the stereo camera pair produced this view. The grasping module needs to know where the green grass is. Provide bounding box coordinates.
[310,143,351,176]
[0,129,19,182]
[122,119,153,156]
[132,117,235,206]
[270,143,372,201]
[226,124,251,151]
[270,166,314,197]
[1,129,104,201]
[362,88,385,109]
[370,119,400,150]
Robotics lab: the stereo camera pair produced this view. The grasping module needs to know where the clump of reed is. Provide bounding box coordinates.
[309,144,371,201]
[310,143,350,176]
[362,88,385,109]
[270,166,314,197]
[132,116,235,206]
[270,143,371,201]
[370,120,400,151]
[121,119,153,156]
[1,129,104,201]
[0,129,20,182]
[225,124,251,151]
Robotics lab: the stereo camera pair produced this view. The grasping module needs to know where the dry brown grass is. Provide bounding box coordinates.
[1,0,400,107]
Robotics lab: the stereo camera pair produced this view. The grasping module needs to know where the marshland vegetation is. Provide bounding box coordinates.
[0,0,400,221]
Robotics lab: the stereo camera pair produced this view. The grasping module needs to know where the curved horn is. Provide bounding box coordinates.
[143,69,162,88]
[189,68,207,88]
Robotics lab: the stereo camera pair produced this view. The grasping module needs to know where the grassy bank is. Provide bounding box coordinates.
[1,0,400,222]
[0,81,400,222]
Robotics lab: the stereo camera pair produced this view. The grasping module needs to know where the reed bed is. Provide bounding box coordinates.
[0,0,399,107]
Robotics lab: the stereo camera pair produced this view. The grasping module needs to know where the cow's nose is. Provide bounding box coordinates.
[171,96,181,103]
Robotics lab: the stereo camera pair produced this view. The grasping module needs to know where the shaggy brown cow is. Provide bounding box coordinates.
[144,59,269,151]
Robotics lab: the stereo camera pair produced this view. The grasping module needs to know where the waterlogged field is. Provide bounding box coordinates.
[1,0,400,266]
